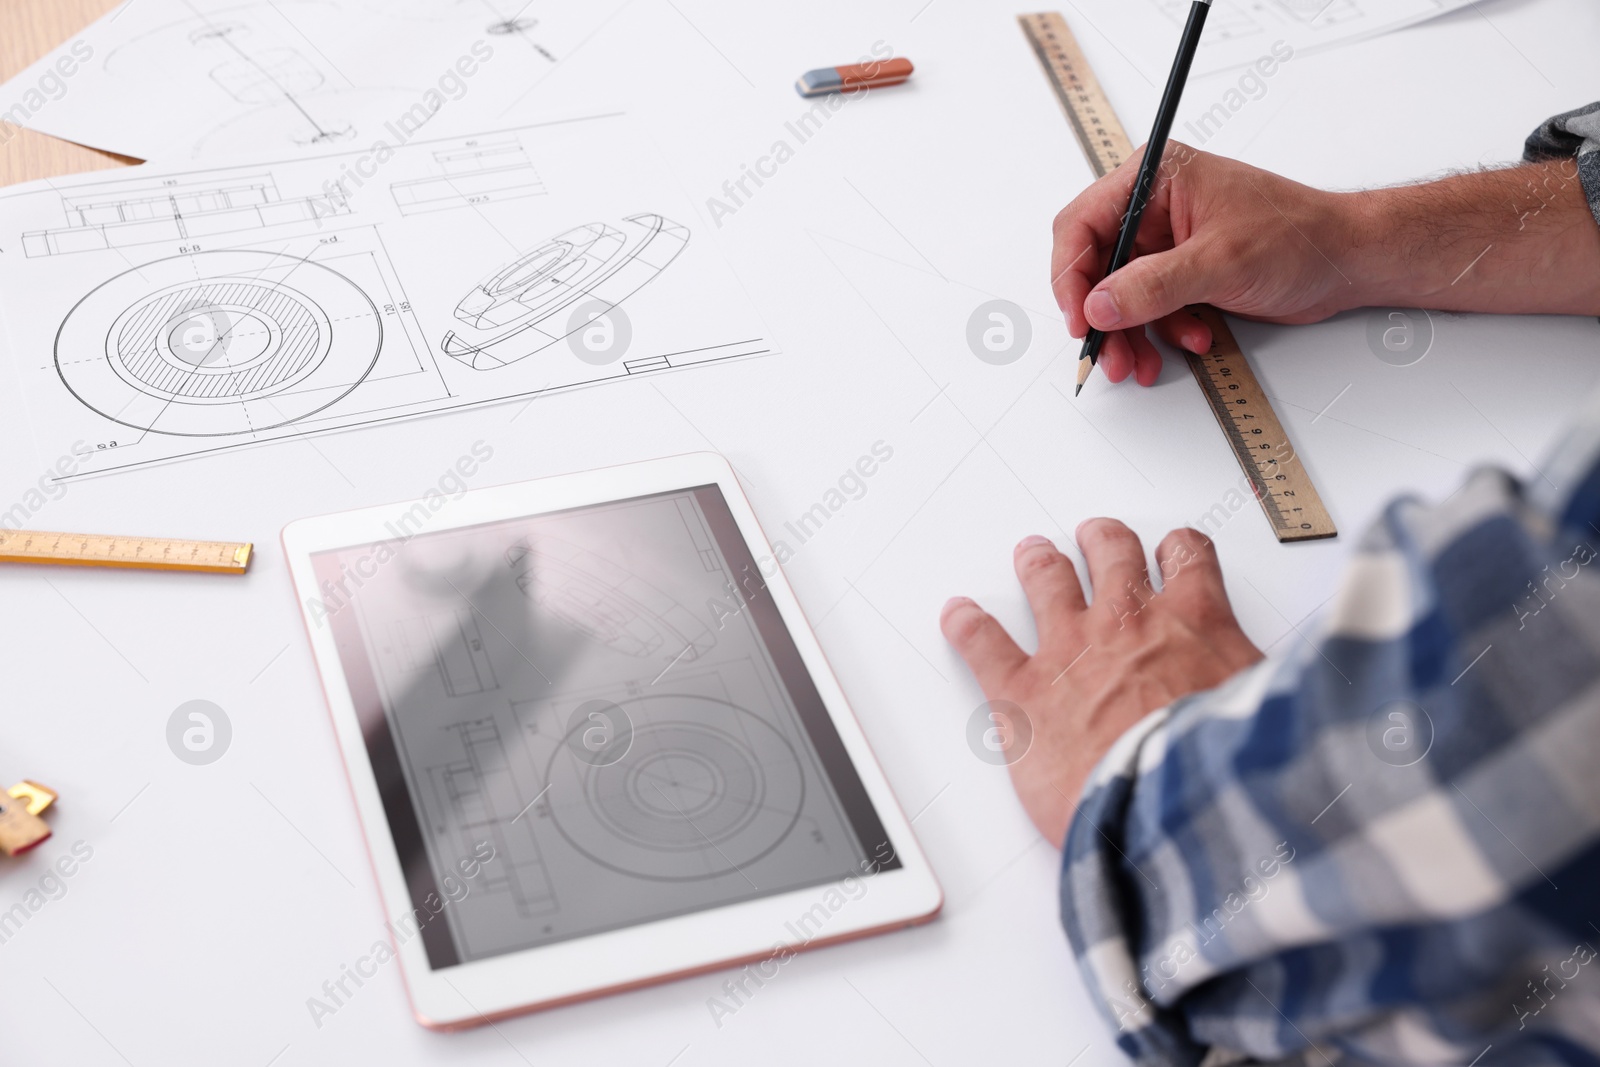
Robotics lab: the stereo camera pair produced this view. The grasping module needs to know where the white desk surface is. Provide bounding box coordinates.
[1,1,1596,1063]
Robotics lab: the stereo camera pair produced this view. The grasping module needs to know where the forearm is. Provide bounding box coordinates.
[1340,161,1600,315]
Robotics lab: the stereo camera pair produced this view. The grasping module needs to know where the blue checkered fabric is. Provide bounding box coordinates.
[1525,102,1600,228]
[1061,111,1600,1067]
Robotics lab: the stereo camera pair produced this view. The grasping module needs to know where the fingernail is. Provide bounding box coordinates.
[1085,290,1122,329]
[1016,535,1052,552]
[943,596,974,613]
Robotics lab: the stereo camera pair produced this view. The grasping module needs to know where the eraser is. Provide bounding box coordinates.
[796,57,914,97]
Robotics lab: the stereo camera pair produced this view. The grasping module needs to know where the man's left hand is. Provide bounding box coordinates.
[940,520,1264,845]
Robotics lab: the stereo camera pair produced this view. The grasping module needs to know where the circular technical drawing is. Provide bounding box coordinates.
[545,694,805,881]
[442,214,689,370]
[454,223,624,332]
[56,250,382,437]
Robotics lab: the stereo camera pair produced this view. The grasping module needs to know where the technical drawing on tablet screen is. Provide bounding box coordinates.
[422,718,560,920]
[537,690,809,883]
[317,487,891,965]
[507,535,716,663]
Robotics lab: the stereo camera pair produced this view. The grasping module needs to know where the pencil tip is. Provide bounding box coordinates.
[1074,383,1083,397]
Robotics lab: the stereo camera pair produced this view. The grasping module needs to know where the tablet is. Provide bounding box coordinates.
[282,452,941,1029]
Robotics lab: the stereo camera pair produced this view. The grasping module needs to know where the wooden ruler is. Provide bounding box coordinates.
[1019,12,1132,179]
[1019,12,1336,543]
[0,529,252,574]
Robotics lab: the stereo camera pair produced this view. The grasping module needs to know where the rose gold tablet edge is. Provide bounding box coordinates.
[279,456,946,1033]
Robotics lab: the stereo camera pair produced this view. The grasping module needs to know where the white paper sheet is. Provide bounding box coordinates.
[0,0,626,161]
[1,0,1482,163]
[0,113,773,480]
[1072,0,1477,79]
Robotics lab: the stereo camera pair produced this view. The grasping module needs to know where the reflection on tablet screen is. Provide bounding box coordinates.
[312,485,899,968]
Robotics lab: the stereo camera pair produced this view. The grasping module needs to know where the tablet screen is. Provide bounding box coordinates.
[311,484,899,969]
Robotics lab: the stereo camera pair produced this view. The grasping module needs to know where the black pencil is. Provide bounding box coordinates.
[1077,0,1212,395]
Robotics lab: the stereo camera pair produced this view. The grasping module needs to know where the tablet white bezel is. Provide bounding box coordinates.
[282,451,942,1029]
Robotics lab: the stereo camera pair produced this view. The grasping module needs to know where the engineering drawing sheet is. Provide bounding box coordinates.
[0,114,772,479]
[1077,0,1475,76]
[0,0,628,161]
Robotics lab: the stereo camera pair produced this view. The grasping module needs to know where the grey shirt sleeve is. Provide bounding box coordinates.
[1524,101,1600,228]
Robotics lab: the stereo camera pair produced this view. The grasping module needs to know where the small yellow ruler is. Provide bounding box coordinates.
[1019,12,1336,543]
[0,529,252,574]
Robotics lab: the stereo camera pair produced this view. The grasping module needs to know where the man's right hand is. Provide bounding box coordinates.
[1051,143,1363,386]
[1051,143,1600,387]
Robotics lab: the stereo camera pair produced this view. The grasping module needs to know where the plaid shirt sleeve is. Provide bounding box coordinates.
[1060,112,1600,1067]
[1523,102,1600,228]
